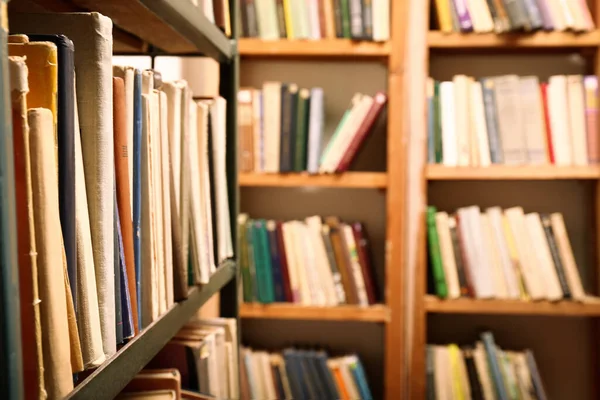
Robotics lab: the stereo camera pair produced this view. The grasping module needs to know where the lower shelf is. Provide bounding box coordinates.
[424,295,600,316]
[240,303,390,322]
[67,260,236,400]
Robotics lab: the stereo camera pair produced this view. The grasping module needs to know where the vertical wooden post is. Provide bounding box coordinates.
[385,0,408,398]
[592,2,600,398]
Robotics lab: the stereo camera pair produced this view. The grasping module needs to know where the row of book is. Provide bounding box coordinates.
[190,0,232,37]
[426,74,599,167]
[241,348,373,400]
[2,13,233,399]
[240,0,390,41]
[427,206,585,301]
[238,85,387,174]
[432,0,595,33]
[427,332,547,400]
[238,214,379,306]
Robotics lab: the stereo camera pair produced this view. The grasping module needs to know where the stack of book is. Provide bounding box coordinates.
[427,331,547,399]
[427,75,599,166]
[432,0,595,33]
[4,13,234,399]
[239,214,379,306]
[238,86,387,173]
[241,347,373,400]
[240,0,390,41]
[146,318,239,399]
[427,206,585,300]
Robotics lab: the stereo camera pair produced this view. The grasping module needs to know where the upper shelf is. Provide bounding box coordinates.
[239,172,388,189]
[428,30,600,49]
[66,261,236,400]
[426,165,600,180]
[21,0,232,59]
[238,38,390,57]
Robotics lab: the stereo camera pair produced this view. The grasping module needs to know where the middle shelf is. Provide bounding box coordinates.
[239,172,388,188]
[240,303,390,322]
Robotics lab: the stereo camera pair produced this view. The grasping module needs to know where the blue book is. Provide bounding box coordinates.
[266,220,285,302]
[298,350,319,398]
[349,355,374,400]
[315,351,339,399]
[283,349,305,400]
[0,9,24,396]
[526,350,548,400]
[132,69,142,329]
[116,202,134,340]
[480,78,503,164]
[481,331,508,400]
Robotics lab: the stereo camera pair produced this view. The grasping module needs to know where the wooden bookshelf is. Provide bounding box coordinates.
[424,295,600,317]
[426,165,600,180]
[239,172,388,188]
[238,38,391,57]
[240,303,391,322]
[428,30,600,49]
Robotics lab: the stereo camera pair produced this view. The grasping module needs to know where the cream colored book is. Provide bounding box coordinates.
[433,346,452,400]
[548,75,572,165]
[300,221,328,305]
[519,76,548,164]
[470,80,491,167]
[305,216,339,305]
[291,221,318,305]
[504,207,545,300]
[260,352,276,399]
[282,221,301,303]
[556,0,576,29]
[179,82,192,289]
[252,89,263,172]
[473,342,495,400]
[29,108,73,399]
[481,214,509,299]
[372,0,390,41]
[550,213,585,300]
[567,75,588,165]
[494,75,527,164]
[466,0,494,32]
[453,75,472,166]
[486,207,520,299]
[113,65,135,210]
[271,354,293,398]
[440,81,458,166]
[159,91,174,308]
[513,352,534,400]
[251,352,266,399]
[524,213,563,301]
[340,357,361,399]
[435,212,461,299]
[545,0,567,31]
[262,82,282,172]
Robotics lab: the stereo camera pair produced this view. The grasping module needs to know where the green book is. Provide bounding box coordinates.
[238,214,253,302]
[433,81,443,163]
[253,220,275,303]
[246,222,258,302]
[340,0,351,38]
[426,206,447,298]
[294,88,310,171]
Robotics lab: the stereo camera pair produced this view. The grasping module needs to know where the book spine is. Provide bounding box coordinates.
[239,217,254,302]
[493,0,512,30]
[501,0,528,29]
[114,197,123,345]
[352,222,378,304]
[448,217,469,297]
[362,0,373,39]
[540,215,571,298]
[427,80,435,163]
[283,0,295,38]
[521,0,543,29]
[534,0,554,29]
[340,0,352,37]
[267,222,286,302]
[307,88,324,174]
[279,84,293,172]
[244,0,259,37]
[484,0,501,32]
[481,332,509,400]
[584,76,599,163]
[480,78,504,164]
[237,90,255,172]
[317,0,327,38]
[321,225,346,303]
[451,0,474,31]
[132,70,142,328]
[433,81,443,163]
[540,83,555,164]
[275,0,288,38]
[349,0,364,38]
[455,213,476,296]
[293,90,310,171]
[526,350,548,400]
[427,207,448,298]
[276,221,294,302]
[246,224,259,301]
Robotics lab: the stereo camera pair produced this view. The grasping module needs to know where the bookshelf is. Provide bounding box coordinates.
[237,2,406,399]
[6,1,240,399]
[407,1,600,399]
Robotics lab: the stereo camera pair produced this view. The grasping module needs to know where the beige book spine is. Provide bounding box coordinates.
[29,108,73,398]
[282,222,301,303]
[453,75,472,166]
[178,82,192,285]
[473,342,495,400]
[481,214,509,299]
[291,221,315,305]
[435,212,461,299]
[550,213,585,300]
[548,75,572,165]
[305,216,339,305]
[113,65,135,210]
[197,101,216,275]
[567,75,588,165]
[159,92,174,307]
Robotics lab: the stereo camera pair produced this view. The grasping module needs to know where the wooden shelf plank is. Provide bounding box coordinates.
[424,295,600,317]
[426,165,600,180]
[240,303,390,322]
[238,38,391,57]
[428,30,600,48]
[239,172,388,188]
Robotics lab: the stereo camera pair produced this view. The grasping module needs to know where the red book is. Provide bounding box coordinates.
[335,91,388,172]
[275,222,294,302]
[351,222,378,304]
[540,83,555,164]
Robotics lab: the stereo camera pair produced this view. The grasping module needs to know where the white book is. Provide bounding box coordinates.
[306,0,322,39]
[453,75,472,166]
[297,221,326,305]
[567,75,588,165]
[556,0,576,29]
[524,213,563,301]
[262,82,281,172]
[548,75,572,165]
[480,214,509,299]
[210,97,234,262]
[372,0,390,41]
[341,224,369,306]
[282,222,301,303]
[290,222,313,305]
[433,346,452,400]
[494,75,527,164]
[466,0,494,32]
[291,0,310,38]
[159,92,174,308]
[519,76,548,164]
[473,342,495,400]
[252,90,263,172]
[340,358,361,398]
[504,207,546,300]
[544,0,567,30]
[440,81,458,166]
[255,0,280,39]
[470,81,491,167]
[550,213,585,300]
[260,352,276,399]
[202,0,215,23]
[435,212,461,299]
[305,216,339,305]
[485,207,520,299]
[466,206,495,298]
[307,87,325,174]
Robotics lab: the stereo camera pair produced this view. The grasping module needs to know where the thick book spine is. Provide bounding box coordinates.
[484,0,501,32]
[267,221,286,302]
[293,89,310,171]
[321,225,346,303]
[276,221,294,302]
[480,78,504,164]
[244,0,260,37]
[326,217,358,304]
[540,214,571,298]
[336,92,387,172]
[426,206,448,298]
[534,0,554,29]
[246,223,259,301]
[501,0,530,30]
[427,80,435,163]
[257,220,276,303]
[333,0,344,37]
[451,0,474,31]
[463,347,485,400]
[526,350,548,400]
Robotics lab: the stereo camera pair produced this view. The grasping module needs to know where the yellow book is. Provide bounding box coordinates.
[502,215,529,300]
[434,0,453,33]
[283,0,294,39]
[448,344,466,400]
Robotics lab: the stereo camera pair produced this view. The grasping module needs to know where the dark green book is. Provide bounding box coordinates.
[340,0,351,38]
[279,84,298,172]
[426,206,448,298]
[293,88,310,171]
[238,214,254,302]
[252,220,275,303]
[246,222,258,302]
[433,81,443,163]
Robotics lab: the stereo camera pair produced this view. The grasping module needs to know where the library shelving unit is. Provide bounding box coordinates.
[408,1,600,399]
[7,1,240,399]
[237,2,407,399]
